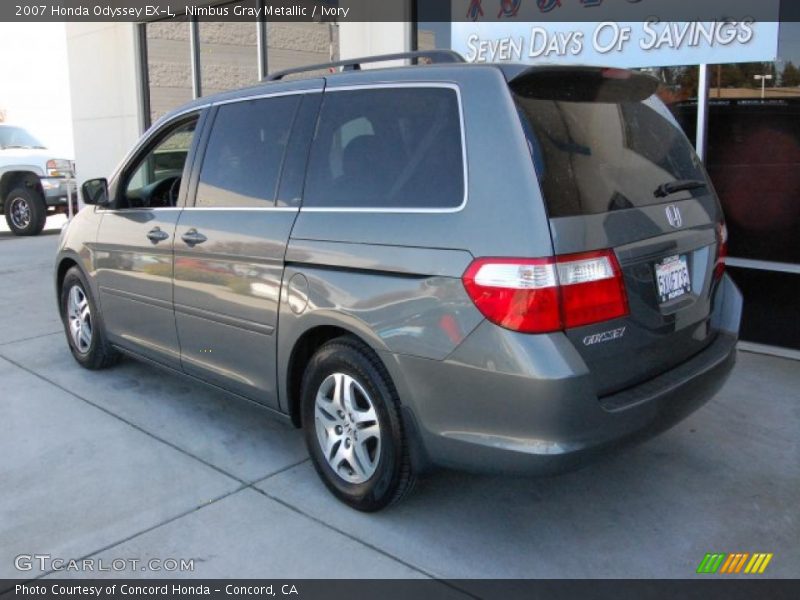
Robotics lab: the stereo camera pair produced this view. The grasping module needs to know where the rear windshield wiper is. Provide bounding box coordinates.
[654,179,707,198]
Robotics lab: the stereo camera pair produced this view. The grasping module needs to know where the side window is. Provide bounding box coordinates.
[120,119,197,209]
[303,87,465,210]
[195,96,299,208]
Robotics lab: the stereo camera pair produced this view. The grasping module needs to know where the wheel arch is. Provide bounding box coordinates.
[55,252,93,310]
[0,170,43,206]
[56,256,79,295]
[284,323,391,429]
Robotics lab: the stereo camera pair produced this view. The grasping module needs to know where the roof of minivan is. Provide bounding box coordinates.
[154,62,505,125]
[154,62,642,128]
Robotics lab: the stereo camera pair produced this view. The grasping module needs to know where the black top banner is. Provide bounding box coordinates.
[2,0,799,23]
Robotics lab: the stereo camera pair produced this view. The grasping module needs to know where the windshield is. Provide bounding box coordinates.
[515,89,708,218]
[0,126,47,150]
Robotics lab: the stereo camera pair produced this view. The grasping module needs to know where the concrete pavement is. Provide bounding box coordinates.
[1,215,798,580]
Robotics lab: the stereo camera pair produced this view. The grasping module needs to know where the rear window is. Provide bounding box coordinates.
[514,74,707,218]
[303,87,464,210]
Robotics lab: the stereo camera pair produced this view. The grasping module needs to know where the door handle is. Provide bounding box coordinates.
[181,228,207,246]
[146,227,169,243]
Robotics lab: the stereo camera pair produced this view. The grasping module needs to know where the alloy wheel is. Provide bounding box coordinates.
[314,372,381,484]
[67,284,93,354]
[9,197,31,229]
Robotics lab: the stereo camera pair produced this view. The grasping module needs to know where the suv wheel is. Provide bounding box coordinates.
[301,336,415,511]
[60,266,120,369]
[4,186,46,236]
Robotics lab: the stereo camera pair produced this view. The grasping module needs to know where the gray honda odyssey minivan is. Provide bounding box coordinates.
[56,52,742,511]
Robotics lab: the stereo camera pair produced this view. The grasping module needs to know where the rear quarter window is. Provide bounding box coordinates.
[303,87,465,210]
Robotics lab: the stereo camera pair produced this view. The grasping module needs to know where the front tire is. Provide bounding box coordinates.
[4,186,46,236]
[60,266,120,370]
[301,336,415,511]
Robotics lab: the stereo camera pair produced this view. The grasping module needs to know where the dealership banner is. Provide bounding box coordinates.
[451,20,780,68]
[453,0,782,22]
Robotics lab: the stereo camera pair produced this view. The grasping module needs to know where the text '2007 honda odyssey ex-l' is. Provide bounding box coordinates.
[56,51,742,511]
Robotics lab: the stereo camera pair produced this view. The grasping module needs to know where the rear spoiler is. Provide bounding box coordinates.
[504,66,660,103]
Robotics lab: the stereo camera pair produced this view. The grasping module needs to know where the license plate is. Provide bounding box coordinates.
[655,255,691,304]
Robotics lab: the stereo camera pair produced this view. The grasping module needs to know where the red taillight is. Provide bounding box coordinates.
[462,250,629,334]
[462,257,560,333]
[715,222,728,280]
[558,250,630,328]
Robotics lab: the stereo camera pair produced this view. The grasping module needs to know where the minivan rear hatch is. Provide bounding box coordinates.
[508,66,726,397]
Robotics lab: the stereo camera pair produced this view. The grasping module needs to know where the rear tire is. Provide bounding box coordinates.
[60,266,120,370]
[301,336,415,511]
[4,186,46,236]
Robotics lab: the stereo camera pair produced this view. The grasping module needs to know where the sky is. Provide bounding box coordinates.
[0,23,74,157]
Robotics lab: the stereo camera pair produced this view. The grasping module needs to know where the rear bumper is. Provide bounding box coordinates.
[382,274,742,474]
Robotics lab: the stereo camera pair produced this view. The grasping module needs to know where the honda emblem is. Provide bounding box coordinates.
[666,205,683,228]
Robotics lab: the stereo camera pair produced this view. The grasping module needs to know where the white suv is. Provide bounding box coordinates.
[0,124,76,235]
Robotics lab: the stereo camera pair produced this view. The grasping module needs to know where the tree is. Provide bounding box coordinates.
[720,64,746,88]
[782,62,800,87]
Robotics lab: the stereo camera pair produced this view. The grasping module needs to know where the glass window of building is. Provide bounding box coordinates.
[199,4,259,96]
[415,22,449,51]
[413,0,451,50]
[661,27,800,266]
[661,22,800,350]
[266,22,338,78]
[145,21,193,124]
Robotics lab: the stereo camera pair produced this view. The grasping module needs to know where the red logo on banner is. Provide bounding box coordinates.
[498,0,522,18]
[467,0,485,20]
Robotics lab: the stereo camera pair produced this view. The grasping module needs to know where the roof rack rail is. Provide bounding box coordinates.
[265,50,465,82]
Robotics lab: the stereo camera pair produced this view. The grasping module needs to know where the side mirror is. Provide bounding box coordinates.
[81,178,110,206]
